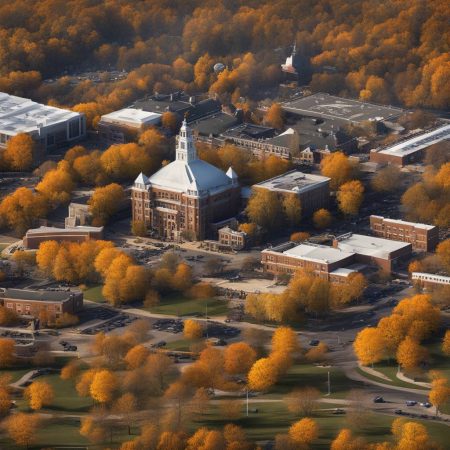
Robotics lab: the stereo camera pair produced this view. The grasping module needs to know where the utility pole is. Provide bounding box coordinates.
[327,371,331,395]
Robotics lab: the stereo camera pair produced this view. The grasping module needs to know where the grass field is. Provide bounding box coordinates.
[83,284,106,303]
[266,364,363,399]
[358,364,426,390]
[165,339,194,352]
[193,401,450,449]
[146,294,228,317]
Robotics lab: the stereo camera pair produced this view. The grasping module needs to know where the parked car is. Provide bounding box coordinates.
[394,409,403,415]
[419,402,432,408]
[309,339,320,346]
[373,396,385,403]
[406,401,417,406]
[332,408,345,415]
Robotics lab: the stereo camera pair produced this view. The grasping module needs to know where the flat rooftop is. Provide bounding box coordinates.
[222,123,276,140]
[254,170,330,194]
[100,108,161,128]
[373,124,450,157]
[0,288,80,302]
[280,243,354,264]
[192,112,239,137]
[25,226,103,235]
[335,233,411,259]
[412,273,450,284]
[371,215,436,230]
[0,92,81,136]
[282,93,404,124]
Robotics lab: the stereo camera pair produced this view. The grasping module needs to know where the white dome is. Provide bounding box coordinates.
[149,159,232,195]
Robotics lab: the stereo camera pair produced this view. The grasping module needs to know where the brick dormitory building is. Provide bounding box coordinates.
[370,215,438,252]
[132,120,240,241]
[0,288,83,321]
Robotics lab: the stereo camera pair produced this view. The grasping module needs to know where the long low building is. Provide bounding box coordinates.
[262,241,356,280]
[0,288,83,321]
[23,226,104,249]
[0,92,86,153]
[370,215,438,252]
[333,233,412,272]
[370,124,450,166]
[411,272,450,289]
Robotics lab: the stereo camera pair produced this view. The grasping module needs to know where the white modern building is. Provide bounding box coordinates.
[98,108,162,145]
[0,92,86,151]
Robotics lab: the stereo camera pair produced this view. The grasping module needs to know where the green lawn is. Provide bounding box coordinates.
[266,364,363,399]
[83,284,106,303]
[165,339,195,352]
[0,368,31,383]
[192,401,450,449]
[146,294,228,317]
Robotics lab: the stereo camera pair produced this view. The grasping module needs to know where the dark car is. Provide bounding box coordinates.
[373,396,385,403]
[394,409,403,415]
[309,339,320,346]
[332,408,345,415]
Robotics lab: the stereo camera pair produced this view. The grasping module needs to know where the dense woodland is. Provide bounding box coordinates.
[0,0,448,125]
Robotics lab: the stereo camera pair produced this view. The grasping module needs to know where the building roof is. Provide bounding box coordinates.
[282,93,403,124]
[100,108,161,128]
[265,128,296,148]
[0,288,81,303]
[412,272,450,284]
[0,92,82,136]
[132,92,221,123]
[330,267,358,277]
[281,243,354,264]
[254,170,330,194]
[25,226,103,235]
[371,215,436,231]
[192,112,240,136]
[222,123,276,140]
[372,124,450,158]
[137,120,235,196]
[335,233,411,260]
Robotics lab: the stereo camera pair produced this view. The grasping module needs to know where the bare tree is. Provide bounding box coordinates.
[284,387,320,416]
[346,389,370,430]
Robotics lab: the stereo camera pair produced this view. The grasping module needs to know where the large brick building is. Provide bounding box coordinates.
[23,226,104,249]
[132,120,240,241]
[252,170,330,217]
[261,241,357,281]
[333,233,412,273]
[0,288,83,321]
[370,216,438,252]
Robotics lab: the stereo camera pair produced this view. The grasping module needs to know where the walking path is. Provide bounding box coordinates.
[358,364,392,382]
[396,371,431,388]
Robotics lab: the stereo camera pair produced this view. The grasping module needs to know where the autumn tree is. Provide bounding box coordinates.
[396,336,427,372]
[246,189,283,231]
[0,187,48,235]
[0,338,15,367]
[224,342,257,375]
[24,381,54,410]
[353,328,385,366]
[90,369,118,404]
[5,413,40,448]
[442,330,450,356]
[3,133,35,171]
[289,417,319,447]
[35,161,74,206]
[88,183,125,226]
[124,344,150,369]
[0,306,19,326]
[313,208,332,229]
[183,320,204,340]
[60,360,80,381]
[161,111,179,133]
[284,387,320,416]
[331,428,366,450]
[113,393,138,435]
[305,342,329,363]
[337,180,364,216]
[163,381,192,429]
[320,152,353,190]
[436,239,450,272]
[429,376,450,416]
[190,387,210,417]
[271,326,300,356]
[265,103,284,129]
[371,165,402,193]
[290,231,310,242]
[247,357,278,391]
[283,194,302,228]
[36,240,60,277]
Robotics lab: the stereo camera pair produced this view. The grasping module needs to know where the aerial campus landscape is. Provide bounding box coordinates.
[0,1,449,449]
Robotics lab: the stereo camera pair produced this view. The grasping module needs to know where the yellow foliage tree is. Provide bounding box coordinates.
[265,103,284,129]
[224,342,257,375]
[353,327,386,366]
[337,180,364,216]
[396,336,427,372]
[247,357,278,391]
[5,413,40,448]
[442,330,450,356]
[320,152,353,190]
[0,338,15,367]
[24,381,54,410]
[3,133,35,171]
[271,326,300,356]
[246,189,283,231]
[283,194,302,228]
[88,183,125,226]
[183,319,204,340]
[124,344,150,369]
[429,377,450,416]
[313,208,332,229]
[89,369,118,404]
[288,417,319,446]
